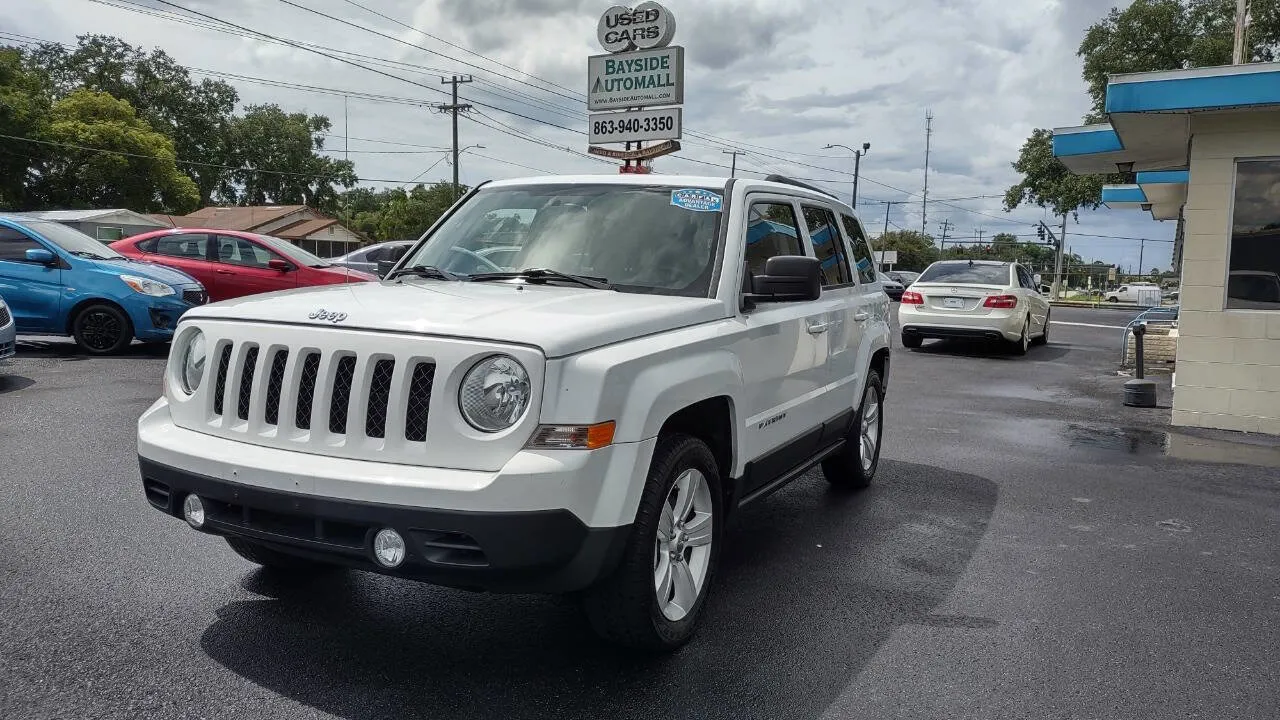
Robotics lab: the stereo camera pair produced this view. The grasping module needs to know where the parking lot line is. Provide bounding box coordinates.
[1051,321,1128,330]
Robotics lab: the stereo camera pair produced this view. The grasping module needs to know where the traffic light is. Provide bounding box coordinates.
[1037,224,1046,243]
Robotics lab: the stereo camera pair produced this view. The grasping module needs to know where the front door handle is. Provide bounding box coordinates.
[806,321,831,335]
[215,270,234,275]
[853,311,870,321]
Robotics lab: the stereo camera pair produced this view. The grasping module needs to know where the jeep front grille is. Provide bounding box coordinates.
[210,341,436,444]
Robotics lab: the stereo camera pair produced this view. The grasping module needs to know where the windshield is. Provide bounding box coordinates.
[251,233,330,267]
[918,262,1011,285]
[400,184,724,296]
[28,221,125,260]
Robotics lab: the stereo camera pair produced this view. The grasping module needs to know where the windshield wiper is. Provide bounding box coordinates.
[386,264,460,281]
[468,268,611,290]
[70,251,112,260]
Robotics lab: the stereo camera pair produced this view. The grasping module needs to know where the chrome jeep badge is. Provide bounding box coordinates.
[308,309,347,324]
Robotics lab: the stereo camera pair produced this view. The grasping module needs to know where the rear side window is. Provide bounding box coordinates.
[215,236,274,268]
[135,237,159,253]
[156,234,209,259]
[919,263,1012,285]
[0,227,41,262]
[838,214,877,284]
[745,202,804,276]
[802,205,852,286]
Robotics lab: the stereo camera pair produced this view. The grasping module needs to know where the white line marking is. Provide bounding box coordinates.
[1052,321,1128,330]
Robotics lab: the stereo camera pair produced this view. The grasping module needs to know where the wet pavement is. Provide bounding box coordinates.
[2,305,1278,719]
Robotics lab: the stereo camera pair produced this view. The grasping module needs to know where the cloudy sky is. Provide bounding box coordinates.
[5,0,1177,271]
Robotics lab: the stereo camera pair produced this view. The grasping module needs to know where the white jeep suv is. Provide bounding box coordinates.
[137,174,892,650]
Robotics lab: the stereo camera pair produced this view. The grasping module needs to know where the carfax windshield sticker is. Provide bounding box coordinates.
[671,188,723,212]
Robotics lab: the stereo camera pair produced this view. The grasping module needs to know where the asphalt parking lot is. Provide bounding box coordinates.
[2,305,1278,720]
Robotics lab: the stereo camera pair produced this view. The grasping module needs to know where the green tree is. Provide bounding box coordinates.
[223,104,356,208]
[29,35,239,205]
[372,182,464,241]
[1005,0,1280,218]
[32,89,198,212]
[0,48,50,209]
[875,230,939,271]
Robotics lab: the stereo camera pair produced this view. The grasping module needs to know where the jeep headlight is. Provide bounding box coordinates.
[458,354,531,432]
[120,274,176,297]
[178,329,206,394]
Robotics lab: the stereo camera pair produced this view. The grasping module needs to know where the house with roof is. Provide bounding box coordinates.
[148,205,367,257]
[1051,60,1280,435]
[14,209,170,241]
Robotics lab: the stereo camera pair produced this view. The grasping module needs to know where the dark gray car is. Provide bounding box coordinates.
[328,241,414,277]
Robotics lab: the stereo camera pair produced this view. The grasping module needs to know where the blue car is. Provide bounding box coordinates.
[0,215,207,354]
[0,292,14,361]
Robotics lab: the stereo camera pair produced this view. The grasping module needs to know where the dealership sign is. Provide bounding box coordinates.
[587,46,684,111]
[597,2,676,53]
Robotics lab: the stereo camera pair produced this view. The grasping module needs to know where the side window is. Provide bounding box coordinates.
[214,236,274,268]
[838,214,877,284]
[135,237,159,253]
[802,205,853,286]
[361,247,385,263]
[155,234,209,260]
[0,227,42,262]
[1015,266,1031,289]
[744,202,805,276]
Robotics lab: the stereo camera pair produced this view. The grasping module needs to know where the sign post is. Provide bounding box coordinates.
[586,2,683,171]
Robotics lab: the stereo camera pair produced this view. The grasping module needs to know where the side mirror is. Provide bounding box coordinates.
[746,255,822,303]
[376,259,396,278]
[1033,273,1042,286]
[25,248,56,264]
[268,258,293,272]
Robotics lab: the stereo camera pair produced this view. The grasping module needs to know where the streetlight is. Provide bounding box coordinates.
[824,142,870,208]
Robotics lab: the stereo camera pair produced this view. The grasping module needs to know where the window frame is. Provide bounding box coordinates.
[152,232,212,261]
[1224,156,1280,312]
[95,225,125,242]
[836,212,879,286]
[0,225,50,264]
[800,203,855,289]
[740,195,811,287]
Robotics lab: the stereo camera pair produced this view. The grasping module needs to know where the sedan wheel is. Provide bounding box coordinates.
[73,304,133,355]
[1010,318,1030,356]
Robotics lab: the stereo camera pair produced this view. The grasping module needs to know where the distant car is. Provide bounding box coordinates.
[113,229,378,303]
[887,270,919,286]
[328,240,414,278]
[1227,270,1280,309]
[878,272,905,301]
[0,215,206,354]
[898,259,1051,355]
[0,293,14,361]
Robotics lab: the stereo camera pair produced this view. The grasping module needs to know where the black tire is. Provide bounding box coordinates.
[901,333,923,349]
[582,434,723,651]
[1032,310,1050,346]
[822,369,884,490]
[1106,296,1119,303]
[1009,318,1030,356]
[72,303,132,355]
[225,536,337,572]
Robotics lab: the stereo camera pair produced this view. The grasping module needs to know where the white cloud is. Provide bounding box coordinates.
[4,0,1175,267]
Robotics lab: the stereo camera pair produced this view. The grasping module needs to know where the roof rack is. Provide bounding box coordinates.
[762,174,838,200]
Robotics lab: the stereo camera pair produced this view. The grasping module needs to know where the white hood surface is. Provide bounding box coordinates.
[185,279,726,357]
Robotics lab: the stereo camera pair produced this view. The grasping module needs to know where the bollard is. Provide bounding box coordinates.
[1124,322,1158,407]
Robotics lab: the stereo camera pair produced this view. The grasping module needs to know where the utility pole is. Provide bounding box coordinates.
[343,95,349,162]
[440,75,474,201]
[881,200,905,236]
[1233,0,1249,64]
[1138,238,1146,278]
[722,149,745,177]
[1053,214,1067,298]
[922,110,933,235]
[939,219,953,248]
[976,228,984,247]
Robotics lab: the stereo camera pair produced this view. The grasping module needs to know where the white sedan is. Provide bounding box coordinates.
[897,260,1051,355]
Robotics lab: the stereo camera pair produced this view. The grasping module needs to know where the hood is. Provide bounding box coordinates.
[96,257,201,287]
[186,280,726,357]
[313,265,377,282]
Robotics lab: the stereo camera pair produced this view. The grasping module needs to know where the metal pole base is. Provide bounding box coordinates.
[1124,378,1158,408]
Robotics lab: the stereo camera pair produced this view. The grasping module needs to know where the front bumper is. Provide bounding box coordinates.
[0,317,14,360]
[140,457,630,592]
[123,285,206,342]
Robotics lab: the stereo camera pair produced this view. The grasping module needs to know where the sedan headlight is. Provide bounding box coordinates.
[178,330,206,394]
[458,355,531,432]
[120,274,176,297]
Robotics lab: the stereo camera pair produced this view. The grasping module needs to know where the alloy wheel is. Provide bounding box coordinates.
[860,386,881,472]
[654,468,714,621]
[81,311,122,352]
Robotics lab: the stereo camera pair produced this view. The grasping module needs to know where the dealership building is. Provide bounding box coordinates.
[1053,61,1280,436]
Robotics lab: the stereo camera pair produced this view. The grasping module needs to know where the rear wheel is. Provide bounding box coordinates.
[901,333,923,349]
[822,369,883,490]
[1009,318,1030,356]
[582,434,721,651]
[1032,310,1050,346]
[72,303,132,355]
[225,537,338,572]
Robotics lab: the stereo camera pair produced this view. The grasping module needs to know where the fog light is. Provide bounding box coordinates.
[183,494,206,529]
[373,528,406,568]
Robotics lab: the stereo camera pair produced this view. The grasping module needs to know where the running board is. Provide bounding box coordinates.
[738,440,846,507]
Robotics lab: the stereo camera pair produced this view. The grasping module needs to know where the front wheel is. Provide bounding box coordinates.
[1106,296,1119,303]
[582,434,721,651]
[822,369,884,490]
[72,303,132,355]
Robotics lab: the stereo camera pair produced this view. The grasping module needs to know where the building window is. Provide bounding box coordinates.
[95,226,124,242]
[1228,159,1280,310]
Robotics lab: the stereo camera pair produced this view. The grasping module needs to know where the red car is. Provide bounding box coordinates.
[113,229,377,302]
